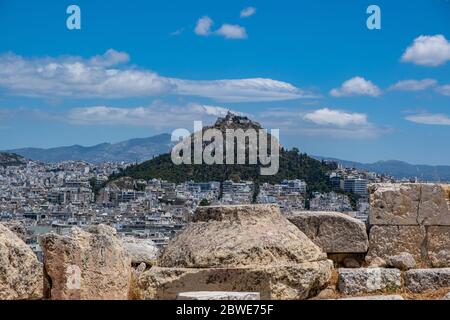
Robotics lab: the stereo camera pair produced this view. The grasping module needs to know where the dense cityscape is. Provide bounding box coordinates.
[0,156,404,260]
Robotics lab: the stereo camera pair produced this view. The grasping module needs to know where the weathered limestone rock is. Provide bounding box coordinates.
[1,221,27,242]
[343,257,361,268]
[327,253,365,267]
[386,252,416,271]
[314,287,336,299]
[366,225,425,263]
[40,224,132,300]
[287,211,369,254]
[369,183,450,226]
[427,226,450,267]
[177,291,260,300]
[338,268,402,295]
[338,295,404,300]
[404,268,450,293]
[369,183,421,225]
[367,226,450,267]
[160,205,327,268]
[135,262,147,273]
[129,263,148,300]
[0,223,43,300]
[419,184,450,225]
[136,261,332,300]
[443,292,450,300]
[138,205,333,300]
[367,257,387,268]
[122,237,159,266]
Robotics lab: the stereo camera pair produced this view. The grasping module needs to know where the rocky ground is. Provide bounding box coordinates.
[0,183,449,300]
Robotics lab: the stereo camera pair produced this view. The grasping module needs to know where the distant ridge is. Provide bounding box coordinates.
[5,131,450,182]
[313,156,450,182]
[7,134,173,164]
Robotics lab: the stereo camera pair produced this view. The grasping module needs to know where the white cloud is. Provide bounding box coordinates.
[0,51,310,102]
[303,108,368,127]
[389,79,437,91]
[89,49,130,67]
[256,107,387,139]
[436,84,450,96]
[216,24,247,39]
[330,76,381,97]
[193,104,244,117]
[240,7,256,18]
[194,16,247,40]
[0,51,174,98]
[171,78,310,102]
[67,102,242,128]
[405,113,450,125]
[401,35,450,67]
[194,16,213,36]
[170,28,185,36]
[6,103,387,140]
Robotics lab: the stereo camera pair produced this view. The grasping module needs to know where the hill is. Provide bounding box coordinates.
[0,152,25,167]
[112,113,336,196]
[7,134,173,163]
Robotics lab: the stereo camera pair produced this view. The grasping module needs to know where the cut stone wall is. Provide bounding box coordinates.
[367,183,450,267]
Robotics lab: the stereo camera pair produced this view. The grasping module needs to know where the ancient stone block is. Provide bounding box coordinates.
[427,226,450,268]
[137,205,333,300]
[338,268,402,295]
[404,268,450,293]
[136,260,333,300]
[338,295,404,300]
[369,183,450,226]
[40,224,132,300]
[177,291,260,300]
[287,211,368,253]
[160,205,327,268]
[418,184,450,225]
[367,225,426,264]
[369,183,421,225]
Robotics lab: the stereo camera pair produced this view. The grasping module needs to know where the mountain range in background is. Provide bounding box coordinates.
[7,134,173,164]
[312,156,450,182]
[0,152,26,167]
[4,132,450,182]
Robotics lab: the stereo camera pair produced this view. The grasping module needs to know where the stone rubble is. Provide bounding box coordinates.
[122,236,159,267]
[386,252,416,271]
[367,257,387,268]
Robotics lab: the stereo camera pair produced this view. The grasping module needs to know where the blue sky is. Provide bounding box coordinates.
[0,0,449,164]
